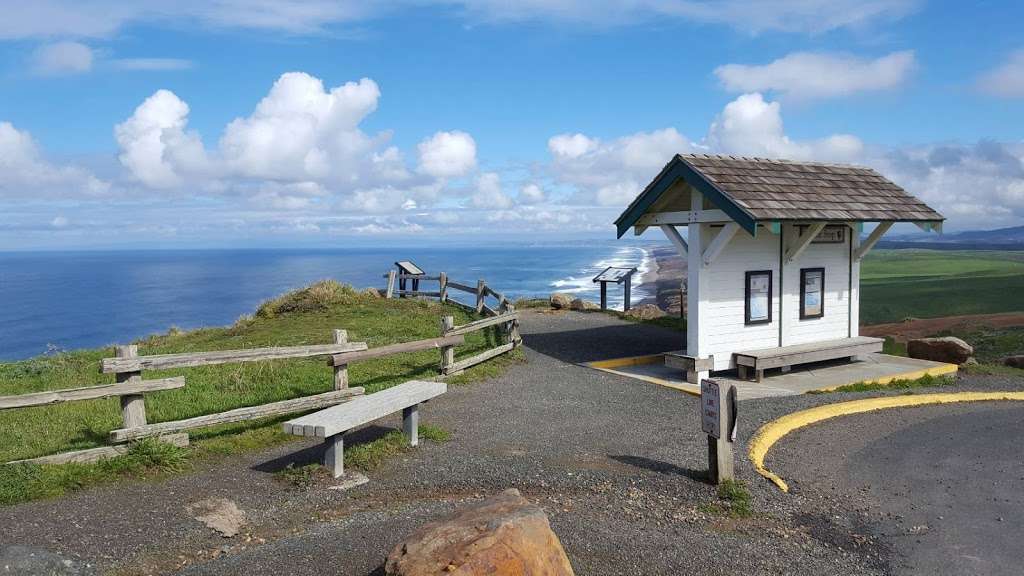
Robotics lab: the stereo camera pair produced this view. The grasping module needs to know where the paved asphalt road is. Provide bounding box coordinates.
[771,402,1024,576]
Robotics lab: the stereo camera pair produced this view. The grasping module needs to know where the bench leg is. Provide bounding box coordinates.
[324,434,344,478]
[686,369,708,384]
[403,405,419,447]
[755,369,764,383]
[737,365,750,380]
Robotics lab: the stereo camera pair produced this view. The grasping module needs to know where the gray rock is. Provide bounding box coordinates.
[0,546,91,575]
[569,298,599,312]
[906,336,974,364]
[623,304,666,321]
[1003,355,1024,369]
[549,293,572,310]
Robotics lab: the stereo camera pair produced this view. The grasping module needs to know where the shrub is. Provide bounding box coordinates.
[255,280,365,319]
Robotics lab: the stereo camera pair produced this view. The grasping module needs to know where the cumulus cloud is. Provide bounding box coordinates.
[471,172,513,209]
[715,51,915,99]
[549,127,692,206]
[707,93,863,160]
[115,89,209,188]
[519,183,545,204]
[977,49,1024,98]
[111,58,193,71]
[417,131,477,178]
[0,121,109,198]
[31,41,93,75]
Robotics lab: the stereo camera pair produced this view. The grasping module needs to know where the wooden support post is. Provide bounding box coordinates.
[115,345,147,429]
[403,404,419,446]
[439,272,448,302]
[333,329,349,389]
[475,279,485,314]
[600,283,607,310]
[440,316,456,374]
[624,276,632,312]
[324,434,344,478]
[385,270,397,299]
[399,273,407,298]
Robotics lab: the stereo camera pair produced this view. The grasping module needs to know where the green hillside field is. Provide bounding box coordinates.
[860,249,1024,325]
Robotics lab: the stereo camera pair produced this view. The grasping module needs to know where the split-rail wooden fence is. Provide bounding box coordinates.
[1,267,520,466]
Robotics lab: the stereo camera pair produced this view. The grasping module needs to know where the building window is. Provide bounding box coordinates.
[800,267,825,319]
[745,270,772,325]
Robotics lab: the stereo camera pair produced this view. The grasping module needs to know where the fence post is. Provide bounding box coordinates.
[385,270,396,299]
[440,315,455,374]
[476,279,485,314]
[333,329,349,389]
[439,272,448,303]
[115,345,147,429]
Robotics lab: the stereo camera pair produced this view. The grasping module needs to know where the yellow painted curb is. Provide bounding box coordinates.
[749,391,1024,492]
[811,362,959,392]
[586,354,666,370]
[584,354,701,396]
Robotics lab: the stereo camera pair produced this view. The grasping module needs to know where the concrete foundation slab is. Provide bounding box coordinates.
[585,353,957,399]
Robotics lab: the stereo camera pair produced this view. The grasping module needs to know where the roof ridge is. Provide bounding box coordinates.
[677,152,872,171]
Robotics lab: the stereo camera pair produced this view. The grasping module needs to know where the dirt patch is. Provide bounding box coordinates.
[861,312,1024,342]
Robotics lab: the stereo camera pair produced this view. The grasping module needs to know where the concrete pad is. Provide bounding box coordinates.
[584,353,957,400]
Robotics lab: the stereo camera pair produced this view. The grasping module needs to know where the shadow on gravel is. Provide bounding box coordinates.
[609,455,711,484]
[523,324,683,364]
[251,425,399,473]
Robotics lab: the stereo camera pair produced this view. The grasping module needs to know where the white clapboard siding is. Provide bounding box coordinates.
[283,380,446,438]
[782,240,851,346]
[698,228,781,371]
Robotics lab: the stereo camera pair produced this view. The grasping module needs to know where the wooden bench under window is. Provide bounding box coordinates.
[282,380,446,477]
[734,336,884,382]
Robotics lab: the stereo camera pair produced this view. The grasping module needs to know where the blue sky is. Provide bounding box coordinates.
[1,0,1023,249]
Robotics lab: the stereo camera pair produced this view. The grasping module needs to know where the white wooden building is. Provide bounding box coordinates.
[615,154,945,383]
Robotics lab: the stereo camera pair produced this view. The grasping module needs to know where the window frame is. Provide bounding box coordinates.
[799,267,825,320]
[744,270,773,326]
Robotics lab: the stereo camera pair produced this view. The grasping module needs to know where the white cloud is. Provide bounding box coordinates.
[0,0,916,40]
[51,215,69,228]
[549,127,693,205]
[417,131,477,178]
[31,41,93,75]
[715,51,915,99]
[707,92,862,161]
[471,172,513,209]
[0,121,109,198]
[112,58,193,71]
[519,183,545,204]
[977,49,1024,98]
[115,89,209,188]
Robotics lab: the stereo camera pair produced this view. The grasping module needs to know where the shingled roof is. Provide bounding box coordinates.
[615,154,945,237]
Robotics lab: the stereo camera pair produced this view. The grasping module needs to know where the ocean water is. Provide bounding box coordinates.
[0,243,655,361]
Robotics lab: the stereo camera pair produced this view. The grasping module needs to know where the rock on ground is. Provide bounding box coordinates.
[0,546,91,575]
[569,298,599,312]
[907,336,974,364]
[1004,355,1024,369]
[385,488,575,576]
[549,293,572,310]
[188,498,247,538]
[623,304,666,321]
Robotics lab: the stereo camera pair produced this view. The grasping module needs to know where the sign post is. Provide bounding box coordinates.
[700,379,737,484]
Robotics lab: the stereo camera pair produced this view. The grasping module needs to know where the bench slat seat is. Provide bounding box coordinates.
[734,336,884,381]
[282,380,446,478]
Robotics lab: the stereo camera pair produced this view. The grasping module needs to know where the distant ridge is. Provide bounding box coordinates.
[880,224,1024,251]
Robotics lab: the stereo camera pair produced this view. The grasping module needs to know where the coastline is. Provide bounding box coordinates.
[636,245,686,315]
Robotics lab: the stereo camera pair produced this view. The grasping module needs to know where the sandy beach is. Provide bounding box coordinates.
[636,245,686,314]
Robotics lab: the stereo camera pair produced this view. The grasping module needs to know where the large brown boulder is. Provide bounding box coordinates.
[623,304,666,321]
[1003,355,1024,369]
[385,488,574,576]
[907,336,974,364]
[549,293,572,310]
[569,298,599,312]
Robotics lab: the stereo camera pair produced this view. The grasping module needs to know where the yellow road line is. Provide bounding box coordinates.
[810,362,959,392]
[749,391,1024,492]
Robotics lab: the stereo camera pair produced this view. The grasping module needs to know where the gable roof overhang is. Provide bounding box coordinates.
[614,154,946,239]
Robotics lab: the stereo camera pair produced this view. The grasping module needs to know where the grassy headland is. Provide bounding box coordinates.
[0,280,520,503]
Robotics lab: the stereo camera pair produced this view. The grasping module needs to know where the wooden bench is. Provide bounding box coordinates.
[734,336,884,382]
[282,380,446,477]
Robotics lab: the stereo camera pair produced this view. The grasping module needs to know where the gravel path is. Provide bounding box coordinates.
[3,309,1022,575]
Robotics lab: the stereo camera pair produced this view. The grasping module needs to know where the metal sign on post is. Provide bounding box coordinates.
[699,378,736,484]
